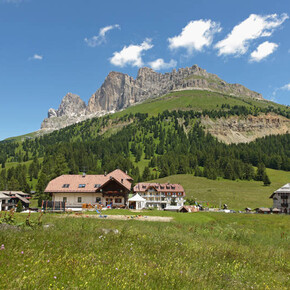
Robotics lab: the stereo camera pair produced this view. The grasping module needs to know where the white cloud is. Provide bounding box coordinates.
[168,19,221,53]
[85,24,120,47]
[148,58,177,70]
[215,13,288,56]
[250,41,278,62]
[2,0,23,3]
[29,54,43,60]
[110,39,153,67]
[281,83,290,90]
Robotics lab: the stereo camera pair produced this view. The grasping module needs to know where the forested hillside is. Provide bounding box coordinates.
[0,107,289,202]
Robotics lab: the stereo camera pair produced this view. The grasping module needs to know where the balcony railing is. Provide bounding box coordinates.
[281,203,288,207]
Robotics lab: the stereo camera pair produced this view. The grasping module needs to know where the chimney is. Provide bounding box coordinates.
[82,173,86,178]
[121,179,123,184]
[125,170,128,175]
[104,171,107,176]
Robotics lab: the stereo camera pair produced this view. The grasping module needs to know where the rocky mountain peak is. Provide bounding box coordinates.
[41,64,264,132]
[57,93,86,117]
[137,67,158,78]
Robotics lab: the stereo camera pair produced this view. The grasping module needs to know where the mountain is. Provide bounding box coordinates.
[41,64,263,131]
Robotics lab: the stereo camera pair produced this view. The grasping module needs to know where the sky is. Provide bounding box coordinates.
[0,0,289,140]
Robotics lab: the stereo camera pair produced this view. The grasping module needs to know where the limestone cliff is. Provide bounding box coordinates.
[41,65,264,131]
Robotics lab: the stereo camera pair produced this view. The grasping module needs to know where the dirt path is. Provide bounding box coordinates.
[60,214,173,222]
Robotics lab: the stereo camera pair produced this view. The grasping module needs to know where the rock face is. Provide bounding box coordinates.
[201,113,290,144]
[41,93,87,130]
[41,65,264,131]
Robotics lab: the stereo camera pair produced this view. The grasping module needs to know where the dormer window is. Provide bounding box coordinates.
[78,184,86,188]
[94,184,101,188]
[62,184,70,188]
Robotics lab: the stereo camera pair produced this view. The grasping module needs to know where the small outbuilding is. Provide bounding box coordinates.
[255,207,271,214]
[271,208,280,214]
[179,205,199,213]
[128,194,146,210]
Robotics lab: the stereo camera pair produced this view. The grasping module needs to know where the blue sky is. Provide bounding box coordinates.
[0,0,289,140]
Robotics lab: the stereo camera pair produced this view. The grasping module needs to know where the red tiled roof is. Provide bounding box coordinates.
[133,182,185,193]
[44,170,133,193]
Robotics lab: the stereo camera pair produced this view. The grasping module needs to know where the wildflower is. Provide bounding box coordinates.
[47,260,50,263]
[54,276,57,279]
[21,251,24,254]
[1,244,4,250]
[144,273,146,276]
[180,270,183,274]
[115,268,118,270]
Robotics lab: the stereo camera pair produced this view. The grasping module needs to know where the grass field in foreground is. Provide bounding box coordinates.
[150,168,290,210]
[0,212,289,289]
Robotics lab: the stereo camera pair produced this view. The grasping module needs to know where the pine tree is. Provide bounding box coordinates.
[16,200,23,213]
[53,153,69,177]
[255,163,266,181]
[7,177,21,191]
[263,173,271,186]
[142,166,151,181]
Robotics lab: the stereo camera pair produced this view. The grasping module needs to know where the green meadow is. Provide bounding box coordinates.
[113,90,286,118]
[150,168,290,210]
[0,211,289,289]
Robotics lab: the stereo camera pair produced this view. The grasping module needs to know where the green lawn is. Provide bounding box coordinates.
[0,212,289,289]
[149,168,290,210]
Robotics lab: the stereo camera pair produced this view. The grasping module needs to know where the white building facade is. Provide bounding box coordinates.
[270,183,290,214]
[133,183,185,210]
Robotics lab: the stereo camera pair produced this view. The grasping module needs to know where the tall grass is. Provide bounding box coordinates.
[0,212,289,289]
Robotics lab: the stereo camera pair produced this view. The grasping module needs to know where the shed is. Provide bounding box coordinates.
[255,207,271,214]
[271,208,280,214]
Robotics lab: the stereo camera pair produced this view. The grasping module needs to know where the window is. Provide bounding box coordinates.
[77,197,82,203]
[62,184,70,188]
[115,198,122,203]
[94,184,101,188]
[96,197,101,203]
[63,197,67,202]
[178,192,182,196]
[78,184,86,188]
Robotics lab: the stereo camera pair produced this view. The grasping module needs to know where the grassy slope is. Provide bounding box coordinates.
[114,90,288,118]
[4,90,289,142]
[0,212,289,289]
[149,168,290,210]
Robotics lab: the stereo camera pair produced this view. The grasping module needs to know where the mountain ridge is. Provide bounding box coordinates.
[41,64,264,131]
